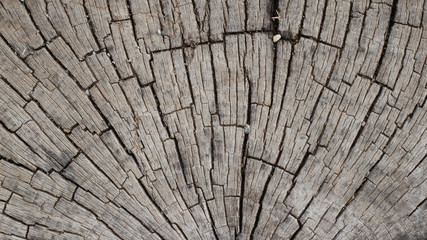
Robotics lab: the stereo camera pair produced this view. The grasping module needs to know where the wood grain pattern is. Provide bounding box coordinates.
[0,0,426,239]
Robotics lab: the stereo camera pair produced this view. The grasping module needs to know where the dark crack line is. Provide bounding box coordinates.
[237,69,252,237]
[60,153,168,239]
[408,197,426,217]
[372,0,398,80]
[81,0,101,51]
[328,3,399,218]
[328,2,400,224]
[135,176,185,240]
[245,0,293,237]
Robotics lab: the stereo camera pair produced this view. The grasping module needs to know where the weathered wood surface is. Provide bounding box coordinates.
[0,0,426,239]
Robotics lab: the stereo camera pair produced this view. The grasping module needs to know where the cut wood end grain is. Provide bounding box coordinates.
[0,0,426,239]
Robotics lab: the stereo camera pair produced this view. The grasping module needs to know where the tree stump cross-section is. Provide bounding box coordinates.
[0,0,426,239]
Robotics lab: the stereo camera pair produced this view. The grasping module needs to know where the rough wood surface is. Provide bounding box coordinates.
[0,0,426,239]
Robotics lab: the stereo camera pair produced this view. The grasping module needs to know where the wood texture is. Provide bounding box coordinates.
[0,0,426,239]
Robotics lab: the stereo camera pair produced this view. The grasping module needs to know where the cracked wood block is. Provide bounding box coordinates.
[0,0,426,239]
[0,38,38,100]
[0,0,44,58]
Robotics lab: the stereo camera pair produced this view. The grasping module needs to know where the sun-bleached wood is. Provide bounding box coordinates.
[0,0,426,239]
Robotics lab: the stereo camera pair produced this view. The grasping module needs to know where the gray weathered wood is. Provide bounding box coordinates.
[0,0,426,239]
